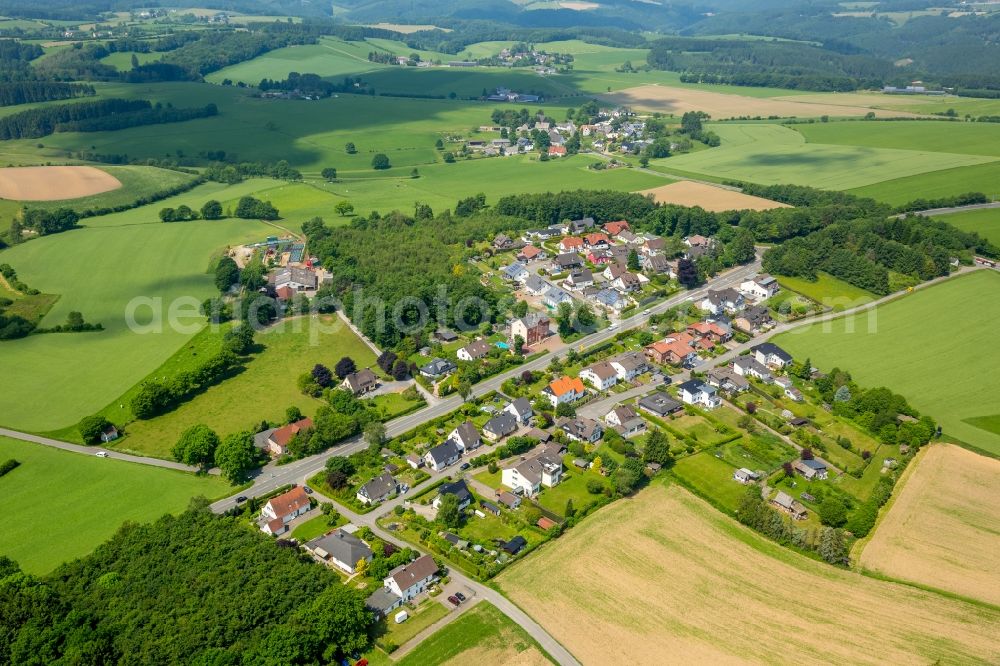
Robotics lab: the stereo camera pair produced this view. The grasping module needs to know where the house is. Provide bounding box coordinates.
[609,351,649,381]
[638,393,683,417]
[342,368,378,395]
[687,321,732,343]
[580,361,619,390]
[732,356,772,382]
[733,468,760,484]
[484,412,518,441]
[510,313,551,346]
[265,418,314,457]
[559,236,584,252]
[612,270,641,294]
[504,397,534,425]
[543,375,586,408]
[793,459,828,480]
[566,269,594,290]
[677,379,721,408]
[605,404,646,436]
[517,245,546,262]
[502,262,530,284]
[406,454,423,469]
[752,342,793,368]
[433,479,473,510]
[523,274,551,296]
[684,234,714,249]
[558,416,603,443]
[542,286,573,309]
[457,339,491,362]
[384,554,439,601]
[434,328,458,343]
[420,358,457,379]
[259,486,311,535]
[424,439,461,471]
[548,145,567,157]
[705,367,750,393]
[566,217,596,234]
[440,532,469,549]
[357,472,399,506]
[526,427,552,443]
[270,266,317,291]
[449,420,481,452]
[734,305,773,335]
[587,248,613,266]
[366,587,403,619]
[771,491,808,520]
[497,491,521,510]
[584,232,610,249]
[551,252,583,272]
[99,425,119,443]
[739,274,780,302]
[699,288,745,315]
[493,233,516,250]
[645,338,697,366]
[503,535,528,555]
[306,529,373,574]
[592,288,628,312]
[774,377,804,402]
[548,130,564,146]
[604,220,630,236]
[642,236,665,256]
[501,447,564,495]
[640,253,674,277]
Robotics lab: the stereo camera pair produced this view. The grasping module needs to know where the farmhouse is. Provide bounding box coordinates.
[265,418,314,457]
[357,472,399,506]
[449,420,481,452]
[677,379,722,409]
[511,313,551,347]
[433,479,473,510]
[752,342,793,368]
[504,397,534,425]
[579,361,619,391]
[457,339,491,361]
[341,368,378,395]
[259,486,311,536]
[638,393,683,417]
[384,554,439,602]
[484,412,518,441]
[793,459,829,480]
[501,446,564,495]
[771,491,808,520]
[543,375,586,408]
[305,529,373,574]
[270,266,317,291]
[424,439,461,471]
[558,416,603,443]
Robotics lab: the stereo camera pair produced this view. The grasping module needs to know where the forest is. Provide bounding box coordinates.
[0,98,217,139]
[0,505,372,665]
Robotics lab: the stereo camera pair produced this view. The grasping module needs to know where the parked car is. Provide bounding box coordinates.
[455,592,466,602]
[303,486,313,494]
[459,462,470,470]
[447,595,460,606]
[95,451,109,458]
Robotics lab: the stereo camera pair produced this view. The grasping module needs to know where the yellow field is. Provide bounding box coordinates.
[606,84,920,119]
[859,444,1000,606]
[0,166,121,200]
[638,180,790,211]
[498,482,1000,665]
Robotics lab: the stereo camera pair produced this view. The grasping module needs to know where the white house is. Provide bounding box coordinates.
[384,554,439,601]
[424,440,461,471]
[356,472,398,506]
[739,274,780,302]
[677,379,721,409]
[501,446,563,495]
[609,351,649,381]
[456,339,491,362]
[504,397,534,425]
[699,288,745,316]
[733,468,760,484]
[543,376,586,408]
[432,479,473,510]
[523,275,551,296]
[579,361,619,391]
[733,356,772,381]
[752,342,793,368]
[448,420,481,452]
[306,529,373,574]
[259,486,311,536]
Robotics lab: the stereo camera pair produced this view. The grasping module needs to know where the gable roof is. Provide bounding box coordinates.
[437,479,472,505]
[609,404,638,422]
[344,368,377,393]
[388,554,438,590]
[507,397,533,418]
[453,420,479,445]
[307,529,373,565]
[460,339,491,359]
[265,486,310,519]
[426,439,460,464]
[269,418,314,447]
[604,220,630,235]
[560,236,584,248]
[360,472,397,499]
[485,412,518,437]
[752,342,792,362]
[583,361,617,381]
[520,245,542,259]
[548,375,585,397]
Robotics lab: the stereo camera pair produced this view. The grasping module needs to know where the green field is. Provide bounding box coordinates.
[0,436,232,574]
[0,199,273,432]
[672,451,747,512]
[777,271,876,310]
[848,161,1000,205]
[933,208,1000,246]
[100,50,161,70]
[794,120,1000,157]
[774,270,1000,456]
[654,124,997,192]
[205,37,382,84]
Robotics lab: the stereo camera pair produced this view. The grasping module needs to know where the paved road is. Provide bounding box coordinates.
[577,378,665,420]
[0,427,205,472]
[895,201,1000,218]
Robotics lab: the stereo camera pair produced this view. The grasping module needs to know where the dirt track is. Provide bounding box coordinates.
[638,180,791,211]
[0,166,121,201]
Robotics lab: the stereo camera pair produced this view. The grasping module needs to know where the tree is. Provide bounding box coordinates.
[363,421,386,449]
[354,557,368,576]
[371,153,391,170]
[241,293,277,326]
[391,358,409,380]
[171,424,220,470]
[676,258,699,288]
[834,385,852,402]
[436,493,461,528]
[320,167,337,181]
[442,151,455,163]
[818,497,847,527]
[200,200,223,220]
[78,414,112,444]
[130,53,139,68]
[312,364,333,387]
[513,299,529,318]
[818,527,848,565]
[627,249,640,271]
[224,322,255,354]
[457,380,473,402]
[800,448,814,461]
[159,207,176,222]
[65,311,85,331]
[564,498,576,518]
[214,256,239,292]
[434,138,444,149]
[215,432,260,484]
[726,228,756,265]
[285,406,302,423]
[325,456,355,477]
[334,356,357,379]
[642,428,673,467]
[334,200,354,216]
[344,142,356,154]
[555,402,576,418]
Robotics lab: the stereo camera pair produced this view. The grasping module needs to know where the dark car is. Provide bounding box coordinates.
[447,595,460,606]
[235,496,248,503]
[459,462,470,470]
[455,592,466,602]
[303,486,313,494]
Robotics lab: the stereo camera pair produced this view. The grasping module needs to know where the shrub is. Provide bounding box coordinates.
[0,459,20,477]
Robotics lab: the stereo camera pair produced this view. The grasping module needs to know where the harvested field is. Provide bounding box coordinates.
[606,84,920,118]
[498,481,1000,665]
[0,166,121,201]
[637,180,790,211]
[367,23,451,33]
[859,444,1000,606]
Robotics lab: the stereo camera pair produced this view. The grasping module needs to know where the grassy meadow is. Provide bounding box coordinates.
[777,271,876,310]
[774,270,1000,456]
[0,435,232,574]
[933,207,1000,246]
[794,119,1000,157]
[205,36,383,84]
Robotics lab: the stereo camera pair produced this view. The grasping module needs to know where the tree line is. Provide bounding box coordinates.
[0,98,216,140]
[0,81,94,107]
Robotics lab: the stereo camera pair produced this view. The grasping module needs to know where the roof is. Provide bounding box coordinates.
[460,339,491,359]
[568,269,593,283]
[437,479,472,505]
[421,358,456,375]
[583,361,618,381]
[453,420,479,444]
[524,275,550,293]
[560,236,583,248]
[502,262,528,279]
[647,338,695,360]
[516,312,550,329]
[360,472,397,499]
[387,554,438,591]
[426,439,460,464]
[554,252,582,268]
[344,368,377,393]
[366,587,401,613]
[800,458,827,470]
[520,245,542,259]
[604,220,630,235]
[559,416,602,440]
[435,328,458,341]
[609,404,638,422]
[268,418,314,448]
[498,491,520,507]
[584,232,609,245]
[265,486,310,520]
[307,529,372,566]
[611,351,646,373]
[638,393,682,415]
[485,412,518,437]
[752,342,792,362]
[503,535,528,554]
[548,375,585,397]
[507,397,533,417]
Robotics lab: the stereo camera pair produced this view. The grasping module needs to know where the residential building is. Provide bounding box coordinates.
[551,252,583,272]
[684,234,714,248]
[558,416,603,443]
[384,554,439,601]
[592,288,628,312]
[365,587,402,619]
[566,269,594,290]
[645,338,697,366]
[739,274,780,302]
[501,446,564,495]
[642,236,665,256]
[734,305,773,335]
[733,468,760,484]
[517,245,546,262]
[419,358,457,378]
[699,288,745,315]
[510,313,551,346]
[502,262,530,284]
[638,393,683,417]
[259,486,311,536]
[793,459,828,480]
[523,275,551,296]
[356,472,398,506]
[504,397,534,425]
[612,270,641,293]
[559,236,584,252]
[449,420,481,452]
[605,405,646,437]
[771,491,808,520]
[640,253,674,277]
[579,361,619,390]
[584,232,610,249]
[677,379,722,408]
[705,367,750,393]
[752,342,793,368]
[687,321,732,344]
[265,418,314,457]
[603,220,630,236]
[609,351,649,381]
[457,340,491,362]
[306,529,373,574]
[342,368,378,395]
[565,216,596,234]
[543,375,586,408]
[100,425,119,443]
[424,440,461,471]
[732,356,772,382]
[542,286,573,308]
[483,412,518,441]
[433,479,473,510]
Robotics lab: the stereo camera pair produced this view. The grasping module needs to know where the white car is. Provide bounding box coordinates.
[607,323,618,331]
[96,451,109,458]
[642,308,651,315]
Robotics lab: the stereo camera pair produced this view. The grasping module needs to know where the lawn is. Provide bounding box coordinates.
[933,208,1000,247]
[117,316,376,458]
[289,512,348,542]
[774,270,1000,456]
[652,123,997,191]
[378,598,450,649]
[794,120,1000,157]
[777,271,876,311]
[671,451,747,512]
[534,464,605,517]
[0,436,232,574]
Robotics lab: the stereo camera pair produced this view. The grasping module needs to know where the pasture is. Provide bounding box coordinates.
[858,444,1000,606]
[0,435,231,574]
[773,270,1000,456]
[933,207,1000,246]
[848,160,1000,205]
[777,271,876,310]
[0,165,120,200]
[794,120,1000,157]
[637,180,789,211]
[497,481,1000,664]
[654,123,996,192]
[205,37,382,84]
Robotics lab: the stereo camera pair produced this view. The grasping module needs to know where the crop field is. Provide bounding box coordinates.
[0,165,121,200]
[604,84,919,119]
[794,120,1000,157]
[0,436,232,574]
[777,271,876,310]
[774,270,1000,456]
[858,444,1000,606]
[497,481,1000,664]
[362,67,578,99]
[933,207,1000,246]
[637,180,790,211]
[205,37,382,84]
[654,124,996,191]
[117,316,376,458]
[848,160,1000,204]
[778,91,1000,118]
[0,208,273,432]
